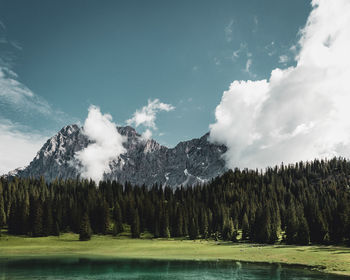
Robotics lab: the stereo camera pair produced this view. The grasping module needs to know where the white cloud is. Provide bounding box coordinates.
[244,59,252,73]
[231,42,247,60]
[225,20,234,42]
[214,57,221,66]
[265,41,276,57]
[0,120,47,174]
[142,128,153,140]
[0,27,62,119]
[126,99,175,135]
[210,0,350,170]
[253,16,258,26]
[0,66,53,115]
[0,56,72,175]
[279,55,289,64]
[253,16,258,33]
[0,20,6,31]
[75,106,126,183]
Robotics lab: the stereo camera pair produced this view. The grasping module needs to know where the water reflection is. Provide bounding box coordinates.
[0,258,347,279]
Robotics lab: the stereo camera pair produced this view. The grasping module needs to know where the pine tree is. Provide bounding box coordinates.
[113,202,124,234]
[8,202,19,235]
[242,213,250,240]
[296,216,310,245]
[160,208,170,238]
[32,200,44,237]
[131,209,140,238]
[0,183,6,228]
[43,201,53,236]
[53,221,60,237]
[285,205,298,244]
[202,212,209,239]
[79,213,92,241]
[174,207,184,237]
[100,200,110,234]
[189,217,198,240]
[222,218,237,241]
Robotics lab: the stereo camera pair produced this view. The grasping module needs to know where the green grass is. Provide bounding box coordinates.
[1,232,350,276]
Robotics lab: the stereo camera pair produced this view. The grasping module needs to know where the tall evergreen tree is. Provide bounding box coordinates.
[174,207,184,237]
[79,213,92,241]
[188,217,198,240]
[296,216,310,245]
[113,202,124,234]
[32,200,44,237]
[242,213,250,240]
[0,194,7,228]
[43,201,54,236]
[131,209,140,238]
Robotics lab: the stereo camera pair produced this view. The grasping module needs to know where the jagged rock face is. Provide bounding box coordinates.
[14,124,228,187]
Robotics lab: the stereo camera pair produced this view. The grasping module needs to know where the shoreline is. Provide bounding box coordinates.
[1,233,350,277]
[0,255,331,276]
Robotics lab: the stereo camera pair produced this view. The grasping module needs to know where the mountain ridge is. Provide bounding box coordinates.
[8,124,228,186]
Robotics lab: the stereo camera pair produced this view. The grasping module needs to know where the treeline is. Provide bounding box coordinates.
[1,157,350,245]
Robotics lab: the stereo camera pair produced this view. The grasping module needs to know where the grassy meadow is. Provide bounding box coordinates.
[1,231,350,277]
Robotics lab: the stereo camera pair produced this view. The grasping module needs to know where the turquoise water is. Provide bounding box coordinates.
[0,258,347,279]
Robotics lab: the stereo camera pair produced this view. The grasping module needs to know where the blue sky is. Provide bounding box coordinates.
[0,0,313,172]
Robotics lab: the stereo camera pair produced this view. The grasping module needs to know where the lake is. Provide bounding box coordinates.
[0,258,347,279]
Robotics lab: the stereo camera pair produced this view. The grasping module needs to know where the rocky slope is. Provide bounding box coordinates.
[11,124,228,186]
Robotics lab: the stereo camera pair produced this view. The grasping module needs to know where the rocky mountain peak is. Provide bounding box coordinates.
[9,124,228,187]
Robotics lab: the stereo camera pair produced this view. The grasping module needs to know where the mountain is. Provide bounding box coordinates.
[11,124,228,186]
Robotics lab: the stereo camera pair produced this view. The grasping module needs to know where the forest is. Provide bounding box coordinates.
[0,157,350,245]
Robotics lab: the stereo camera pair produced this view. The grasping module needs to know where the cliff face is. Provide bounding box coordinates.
[13,124,227,186]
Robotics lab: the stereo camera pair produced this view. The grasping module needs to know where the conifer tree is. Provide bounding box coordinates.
[79,213,92,241]
[285,205,298,244]
[222,218,237,241]
[242,213,250,240]
[202,212,209,239]
[53,221,60,237]
[43,201,53,236]
[174,207,184,237]
[296,216,310,245]
[131,209,140,238]
[189,217,198,240]
[0,194,7,228]
[113,202,124,233]
[32,200,44,237]
[161,208,170,238]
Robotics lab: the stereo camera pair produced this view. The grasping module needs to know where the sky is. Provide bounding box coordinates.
[2,0,347,175]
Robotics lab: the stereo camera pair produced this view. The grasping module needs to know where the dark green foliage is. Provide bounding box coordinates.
[79,213,92,241]
[242,213,250,240]
[297,216,310,245]
[0,183,6,228]
[53,221,60,236]
[1,157,350,246]
[113,202,124,234]
[174,207,184,237]
[43,201,53,236]
[32,200,44,237]
[131,209,140,238]
[222,218,237,241]
[189,217,198,240]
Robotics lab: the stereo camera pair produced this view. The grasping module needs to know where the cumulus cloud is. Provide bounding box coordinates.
[278,55,289,64]
[0,120,47,174]
[75,106,126,183]
[210,0,350,169]
[127,99,175,139]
